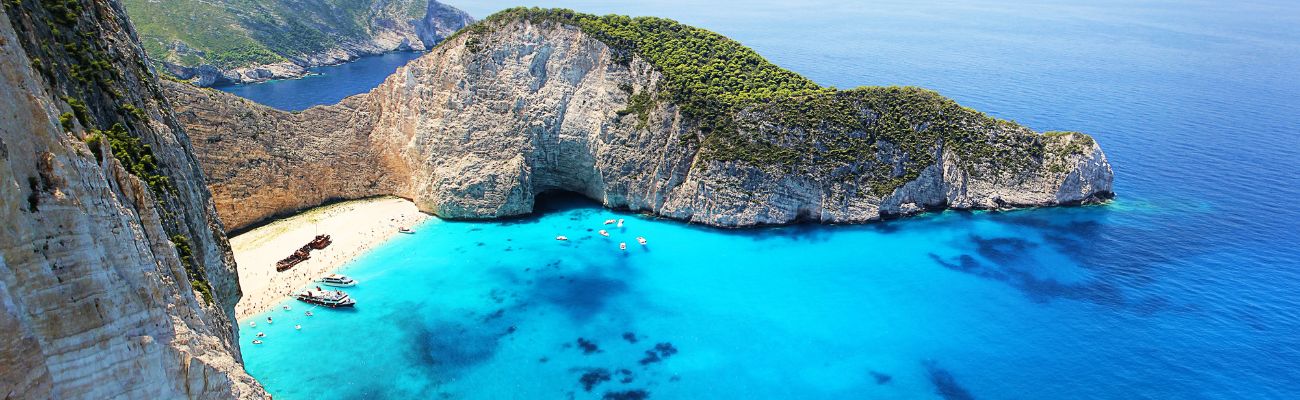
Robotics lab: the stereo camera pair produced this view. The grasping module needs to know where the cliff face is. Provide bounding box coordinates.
[0,1,262,398]
[168,14,1113,231]
[123,0,474,86]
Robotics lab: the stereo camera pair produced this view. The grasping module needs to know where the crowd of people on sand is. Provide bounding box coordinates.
[237,210,422,319]
[556,218,649,252]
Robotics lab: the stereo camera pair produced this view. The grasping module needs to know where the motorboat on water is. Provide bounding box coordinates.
[556,235,569,241]
[598,230,610,237]
[315,273,357,287]
[294,289,355,308]
[637,237,647,245]
[603,219,616,225]
[619,242,627,251]
[617,219,624,228]
[398,226,415,234]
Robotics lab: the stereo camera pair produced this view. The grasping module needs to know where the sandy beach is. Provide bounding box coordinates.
[229,196,429,319]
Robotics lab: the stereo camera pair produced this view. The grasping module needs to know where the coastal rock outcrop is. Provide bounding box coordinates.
[168,8,1114,231]
[1,1,262,398]
[124,0,474,86]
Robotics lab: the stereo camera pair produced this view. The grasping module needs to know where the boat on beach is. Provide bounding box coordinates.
[315,273,357,287]
[308,234,332,249]
[294,289,355,308]
[275,247,311,271]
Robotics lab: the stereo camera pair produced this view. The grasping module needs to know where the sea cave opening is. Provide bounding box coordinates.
[532,190,602,215]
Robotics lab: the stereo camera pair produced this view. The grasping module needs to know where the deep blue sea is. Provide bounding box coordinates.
[232,0,1300,398]
[213,52,425,111]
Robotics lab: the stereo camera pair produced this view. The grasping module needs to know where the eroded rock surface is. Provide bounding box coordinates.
[0,1,263,398]
[169,16,1113,231]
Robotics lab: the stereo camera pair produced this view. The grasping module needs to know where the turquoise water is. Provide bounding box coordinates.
[235,0,1300,398]
[214,52,425,111]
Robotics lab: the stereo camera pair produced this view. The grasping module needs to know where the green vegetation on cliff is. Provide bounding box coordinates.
[122,0,440,70]
[6,0,212,301]
[464,8,1092,195]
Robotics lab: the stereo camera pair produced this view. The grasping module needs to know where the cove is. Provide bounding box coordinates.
[232,0,1300,398]
[238,193,1290,399]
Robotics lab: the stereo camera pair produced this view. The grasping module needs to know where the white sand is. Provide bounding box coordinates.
[229,196,429,319]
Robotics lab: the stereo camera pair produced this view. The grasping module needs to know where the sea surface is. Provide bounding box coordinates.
[234,0,1300,398]
[213,51,425,111]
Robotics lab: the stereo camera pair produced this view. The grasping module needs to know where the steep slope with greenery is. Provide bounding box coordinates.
[166,7,1113,229]
[462,8,1104,196]
[1,0,263,396]
[123,0,472,85]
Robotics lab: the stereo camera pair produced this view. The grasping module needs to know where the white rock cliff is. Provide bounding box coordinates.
[0,1,262,398]
[168,16,1113,231]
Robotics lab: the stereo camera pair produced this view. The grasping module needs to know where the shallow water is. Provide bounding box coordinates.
[236,0,1300,398]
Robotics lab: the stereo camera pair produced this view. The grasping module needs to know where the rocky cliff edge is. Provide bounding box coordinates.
[168,8,1114,231]
[1,0,263,398]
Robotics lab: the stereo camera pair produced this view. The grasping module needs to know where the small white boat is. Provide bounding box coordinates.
[294,325,302,330]
[252,340,263,345]
[249,321,256,328]
[315,273,357,287]
[619,242,627,251]
[305,311,314,317]
[256,332,265,338]
[617,219,624,227]
[598,230,609,237]
[556,235,569,241]
[398,227,415,234]
[603,219,616,225]
[637,237,647,245]
[282,305,291,311]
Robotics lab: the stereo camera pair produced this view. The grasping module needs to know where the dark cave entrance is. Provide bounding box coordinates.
[532,189,602,215]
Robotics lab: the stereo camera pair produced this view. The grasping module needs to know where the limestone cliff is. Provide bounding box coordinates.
[123,0,474,86]
[168,9,1113,231]
[0,0,262,398]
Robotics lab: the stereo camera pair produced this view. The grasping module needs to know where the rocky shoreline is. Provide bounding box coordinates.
[154,0,474,87]
[166,12,1114,232]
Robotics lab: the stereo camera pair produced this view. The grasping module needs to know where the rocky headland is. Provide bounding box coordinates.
[167,8,1114,232]
[123,0,474,86]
